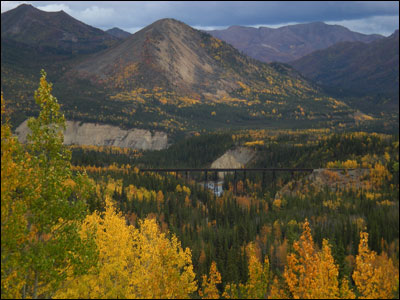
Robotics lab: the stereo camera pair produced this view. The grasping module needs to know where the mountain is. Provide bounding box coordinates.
[68,18,318,99]
[1,3,119,54]
[106,27,131,39]
[1,6,373,134]
[207,22,383,63]
[289,30,399,110]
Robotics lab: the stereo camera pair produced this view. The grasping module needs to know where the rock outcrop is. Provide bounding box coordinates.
[15,120,168,150]
[210,147,255,178]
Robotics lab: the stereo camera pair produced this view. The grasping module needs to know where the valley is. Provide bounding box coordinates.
[1,3,399,299]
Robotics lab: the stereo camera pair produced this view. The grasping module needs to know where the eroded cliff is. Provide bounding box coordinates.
[15,120,168,150]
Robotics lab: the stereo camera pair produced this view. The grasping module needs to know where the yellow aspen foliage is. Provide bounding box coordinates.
[199,261,222,299]
[1,94,33,298]
[245,243,270,299]
[283,219,340,299]
[182,185,191,196]
[176,184,183,193]
[268,276,289,299]
[55,197,197,299]
[131,217,197,298]
[352,231,399,299]
[369,162,392,189]
[318,239,340,298]
[54,197,136,299]
[339,277,356,299]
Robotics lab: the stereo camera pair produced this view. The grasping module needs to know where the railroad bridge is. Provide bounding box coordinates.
[139,168,317,195]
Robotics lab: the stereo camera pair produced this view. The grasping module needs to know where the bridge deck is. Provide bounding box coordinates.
[139,168,357,172]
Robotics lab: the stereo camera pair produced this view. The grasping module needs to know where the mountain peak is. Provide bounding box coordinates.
[1,3,118,54]
[70,17,318,101]
[106,27,131,39]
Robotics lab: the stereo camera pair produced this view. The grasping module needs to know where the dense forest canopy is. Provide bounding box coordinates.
[1,72,399,299]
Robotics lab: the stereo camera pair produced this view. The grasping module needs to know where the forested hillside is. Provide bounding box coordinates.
[2,72,398,299]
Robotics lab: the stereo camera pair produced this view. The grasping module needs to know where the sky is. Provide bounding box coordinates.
[1,1,399,36]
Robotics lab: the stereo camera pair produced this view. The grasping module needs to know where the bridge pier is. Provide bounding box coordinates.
[214,171,218,196]
[204,170,208,191]
[233,170,237,195]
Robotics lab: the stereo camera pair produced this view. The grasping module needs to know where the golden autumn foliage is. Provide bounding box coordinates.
[199,261,222,299]
[353,232,399,299]
[1,94,33,298]
[55,197,197,299]
[283,219,341,299]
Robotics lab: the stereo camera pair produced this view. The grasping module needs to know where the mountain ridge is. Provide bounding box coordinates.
[207,22,384,63]
[3,4,394,135]
[289,30,399,110]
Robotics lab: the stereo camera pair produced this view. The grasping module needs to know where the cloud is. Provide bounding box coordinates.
[326,15,399,36]
[3,1,399,36]
[74,6,116,28]
[37,3,72,14]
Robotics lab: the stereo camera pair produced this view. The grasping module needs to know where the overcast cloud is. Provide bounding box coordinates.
[1,1,399,36]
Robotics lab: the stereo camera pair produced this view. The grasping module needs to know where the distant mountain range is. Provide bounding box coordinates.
[207,22,383,63]
[106,27,131,39]
[290,30,399,109]
[1,4,397,134]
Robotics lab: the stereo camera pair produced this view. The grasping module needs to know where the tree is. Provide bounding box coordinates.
[353,231,399,299]
[283,219,341,299]
[1,94,33,298]
[199,261,222,299]
[2,71,96,298]
[223,243,269,299]
[55,197,197,299]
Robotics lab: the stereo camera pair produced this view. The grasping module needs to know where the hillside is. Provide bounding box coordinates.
[207,22,383,63]
[1,5,382,135]
[68,18,320,98]
[58,18,359,132]
[290,30,399,110]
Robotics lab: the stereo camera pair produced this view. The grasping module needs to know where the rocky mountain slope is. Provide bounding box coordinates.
[68,18,317,99]
[207,22,383,63]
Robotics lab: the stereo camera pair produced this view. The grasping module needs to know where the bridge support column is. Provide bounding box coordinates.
[214,171,218,196]
[233,170,237,196]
